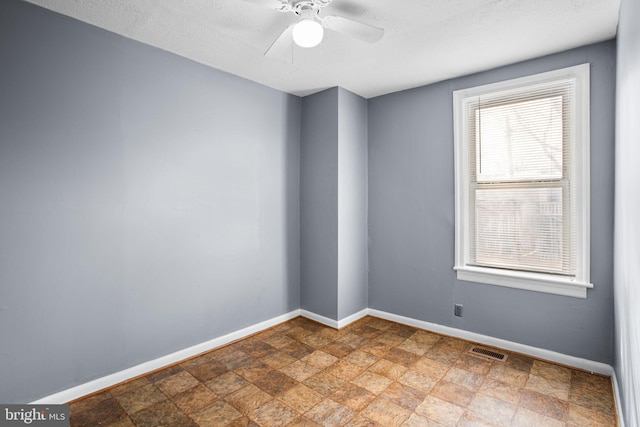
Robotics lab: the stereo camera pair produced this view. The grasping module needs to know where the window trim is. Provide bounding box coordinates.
[453,64,592,298]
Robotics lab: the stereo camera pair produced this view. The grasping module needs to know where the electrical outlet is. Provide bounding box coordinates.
[454,304,463,317]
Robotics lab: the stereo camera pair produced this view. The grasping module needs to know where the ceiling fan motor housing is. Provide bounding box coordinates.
[277,0,332,15]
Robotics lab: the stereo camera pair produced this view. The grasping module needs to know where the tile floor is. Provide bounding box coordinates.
[69,316,617,426]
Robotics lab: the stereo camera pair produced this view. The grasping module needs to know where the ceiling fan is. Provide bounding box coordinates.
[243,0,384,56]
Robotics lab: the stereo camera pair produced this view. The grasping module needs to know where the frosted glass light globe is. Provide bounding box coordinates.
[292,19,324,48]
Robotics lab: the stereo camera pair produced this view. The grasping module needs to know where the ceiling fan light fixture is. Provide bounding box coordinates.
[292,18,324,48]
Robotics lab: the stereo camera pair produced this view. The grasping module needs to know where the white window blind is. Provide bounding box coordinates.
[453,64,592,298]
[467,80,575,275]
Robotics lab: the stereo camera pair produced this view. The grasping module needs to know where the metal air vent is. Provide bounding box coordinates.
[468,346,508,362]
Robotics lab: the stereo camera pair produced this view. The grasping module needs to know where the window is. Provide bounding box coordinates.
[453,64,591,298]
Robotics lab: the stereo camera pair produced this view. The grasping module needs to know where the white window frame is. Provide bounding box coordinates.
[453,64,592,298]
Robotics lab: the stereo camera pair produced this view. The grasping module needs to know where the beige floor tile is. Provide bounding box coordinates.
[154,371,200,397]
[225,384,272,415]
[114,384,167,415]
[171,383,219,415]
[504,354,534,373]
[218,350,252,370]
[261,333,297,349]
[249,399,298,427]
[344,415,378,426]
[285,326,314,341]
[415,395,465,426]
[380,382,427,411]
[512,407,566,427]
[424,343,463,364]
[397,369,437,393]
[109,378,152,397]
[233,360,272,383]
[519,389,568,421]
[457,410,502,427]
[205,371,249,397]
[101,417,136,427]
[286,416,323,427]
[369,358,408,380]
[234,338,277,359]
[361,397,412,427]
[332,383,377,412]
[146,365,185,383]
[569,371,615,416]
[322,341,355,358]
[300,333,333,349]
[128,400,196,427]
[260,350,297,369]
[397,338,432,356]
[302,350,339,369]
[488,363,530,388]
[190,400,243,426]
[478,378,522,405]
[429,380,476,407]
[345,350,379,368]
[443,367,485,392]
[305,399,356,426]
[360,340,392,358]
[336,333,369,349]
[227,416,261,427]
[402,413,447,426]
[181,357,228,382]
[376,332,407,347]
[412,357,450,381]
[467,394,517,426]
[567,403,616,427]
[410,330,442,346]
[531,360,572,383]
[281,342,315,360]
[525,374,571,401]
[365,317,394,331]
[279,360,320,382]
[279,384,324,414]
[454,354,493,376]
[352,370,393,394]
[71,393,130,426]
[384,348,420,367]
[304,370,348,396]
[253,370,297,396]
[325,359,365,381]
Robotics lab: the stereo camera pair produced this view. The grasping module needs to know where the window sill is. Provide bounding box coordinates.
[453,265,592,298]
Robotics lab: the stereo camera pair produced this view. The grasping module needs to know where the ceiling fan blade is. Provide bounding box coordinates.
[240,0,286,10]
[264,24,294,57]
[321,15,384,43]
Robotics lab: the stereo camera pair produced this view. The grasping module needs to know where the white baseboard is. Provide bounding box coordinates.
[367,308,612,376]
[336,309,369,328]
[299,309,340,328]
[31,305,623,425]
[610,369,626,427]
[299,308,368,329]
[31,310,300,404]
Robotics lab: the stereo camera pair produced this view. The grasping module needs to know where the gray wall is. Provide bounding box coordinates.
[614,0,640,423]
[300,87,368,321]
[337,88,368,320]
[0,0,300,403]
[368,41,616,363]
[300,88,339,319]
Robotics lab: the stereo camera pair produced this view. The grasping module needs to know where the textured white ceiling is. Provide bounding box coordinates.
[25,0,620,98]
